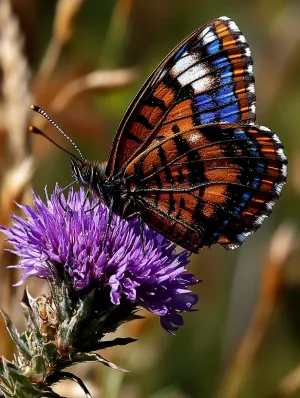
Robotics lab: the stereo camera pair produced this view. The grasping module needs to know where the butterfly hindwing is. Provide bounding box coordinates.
[125,124,287,252]
[106,16,256,178]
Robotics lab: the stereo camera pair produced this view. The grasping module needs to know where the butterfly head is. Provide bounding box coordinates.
[70,158,110,203]
[71,158,94,187]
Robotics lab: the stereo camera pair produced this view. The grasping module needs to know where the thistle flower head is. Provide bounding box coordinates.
[2,186,199,333]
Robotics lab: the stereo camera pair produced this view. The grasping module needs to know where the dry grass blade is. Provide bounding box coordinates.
[256,2,300,117]
[101,0,136,66]
[0,0,32,163]
[54,0,84,45]
[0,0,33,358]
[51,68,138,112]
[218,224,298,398]
[0,0,33,230]
[0,158,33,221]
[35,0,84,85]
[31,67,138,130]
[272,364,300,397]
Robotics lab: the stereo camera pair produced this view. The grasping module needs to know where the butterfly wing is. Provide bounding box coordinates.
[125,124,287,252]
[106,16,256,178]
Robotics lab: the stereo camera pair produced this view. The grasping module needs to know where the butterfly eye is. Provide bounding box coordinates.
[80,166,92,183]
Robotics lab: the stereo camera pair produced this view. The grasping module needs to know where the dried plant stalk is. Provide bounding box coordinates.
[0,0,32,163]
[272,364,300,397]
[31,68,138,130]
[35,0,84,85]
[0,0,33,245]
[0,0,33,358]
[218,224,298,398]
[256,3,300,117]
[101,0,136,66]
[52,68,138,110]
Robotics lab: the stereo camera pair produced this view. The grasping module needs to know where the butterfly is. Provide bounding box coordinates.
[31,16,287,253]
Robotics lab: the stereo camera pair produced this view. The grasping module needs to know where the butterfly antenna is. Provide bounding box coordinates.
[29,125,83,162]
[30,105,85,161]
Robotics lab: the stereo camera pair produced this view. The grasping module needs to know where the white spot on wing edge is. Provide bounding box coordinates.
[245,48,251,57]
[275,182,285,195]
[225,242,241,250]
[219,16,230,21]
[247,65,253,74]
[281,164,288,178]
[271,133,281,143]
[248,84,255,93]
[266,200,275,211]
[259,125,271,132]
[237,231,252,243]
[255,214,268,225]
[200,26,211,38]
[238,34,246,43]
[277,148,287,161]
[228,20,240,33]
[202,31,218,45]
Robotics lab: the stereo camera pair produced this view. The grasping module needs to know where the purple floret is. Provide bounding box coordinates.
[1,186,199,333]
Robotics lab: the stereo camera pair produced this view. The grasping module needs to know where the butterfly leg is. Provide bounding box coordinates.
[57,189,72,214]
[123,199,145,255]
[85,192,102,213]
[58,181,75,194]
[126,211,140,220]
[139,213,146,256]
[101,198,114,251]
[81,189,90,208]
[126,211,146,255]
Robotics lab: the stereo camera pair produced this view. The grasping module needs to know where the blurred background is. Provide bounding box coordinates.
[0,0,299,397]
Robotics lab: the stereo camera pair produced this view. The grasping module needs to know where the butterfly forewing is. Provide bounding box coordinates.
[106,16,256,178]
[125,124,287,252]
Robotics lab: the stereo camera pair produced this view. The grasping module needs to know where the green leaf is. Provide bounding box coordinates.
[42,342,58,364]
[82,336,137,352]
[95,337,137,349]
[0,310,32,360]
[72,352,130,372]
[30,355,46,378]
[46,371,91,398]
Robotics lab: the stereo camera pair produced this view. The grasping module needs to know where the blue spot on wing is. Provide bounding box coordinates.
[233,191,251,216]
[207,40,220,55]
[256,161,265,172]
[217,85,236,105]
[248,144,260,157]
[192,38,253,124]
[219,103,239,122]
[219,66,233,85]
[234,129,248,139]
[194,51,239,123]
[214,55,230,68]
[195,94,215,110]
[199,111,218,124]
[197,95,240,124]
[252,175,261,189]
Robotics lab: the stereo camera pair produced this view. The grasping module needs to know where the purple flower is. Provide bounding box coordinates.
[2,186,199,333]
